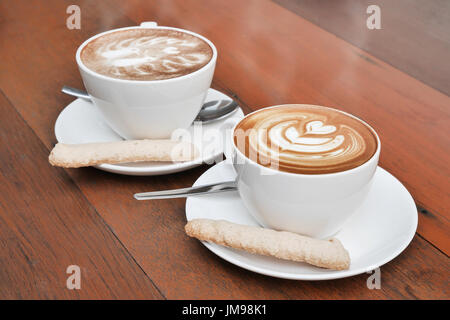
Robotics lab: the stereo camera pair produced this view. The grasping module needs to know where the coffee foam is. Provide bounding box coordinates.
[234,105,378,174]
[80,29,213,80]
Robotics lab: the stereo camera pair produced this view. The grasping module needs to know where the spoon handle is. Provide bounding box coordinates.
[134,181,237,200]
[61,86,91,101]
[195,100,239,122]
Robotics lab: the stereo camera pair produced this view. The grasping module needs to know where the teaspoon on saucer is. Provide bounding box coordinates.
[134,180,237,200]
[61,85,239,123]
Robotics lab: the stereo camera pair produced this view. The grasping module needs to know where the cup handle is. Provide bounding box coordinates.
[221,117,241,161]
[140,21,158,28]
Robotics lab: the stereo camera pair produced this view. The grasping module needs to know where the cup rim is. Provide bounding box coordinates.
[75,25,217,84]
[231,104,381,178]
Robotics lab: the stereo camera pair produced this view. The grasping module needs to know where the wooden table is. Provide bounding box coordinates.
[0,0,448,299]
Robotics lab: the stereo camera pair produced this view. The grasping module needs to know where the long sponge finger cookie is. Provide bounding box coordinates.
[49,140,198,168]
[185,219,350,270]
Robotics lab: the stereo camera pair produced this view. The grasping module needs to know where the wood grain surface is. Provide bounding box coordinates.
[0,91,162,299]
[274,0,450,96]
[0,0,448,299]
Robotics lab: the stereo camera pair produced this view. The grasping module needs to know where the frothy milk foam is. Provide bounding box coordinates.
[80,28,213,80]
[234,105,378,174]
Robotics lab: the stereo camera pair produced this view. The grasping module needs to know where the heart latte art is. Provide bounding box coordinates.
[234,105,378,174]
[80,29,213,80]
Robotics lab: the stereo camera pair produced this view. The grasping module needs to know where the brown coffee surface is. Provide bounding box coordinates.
[80,28,213,80]
[234,104,378,174]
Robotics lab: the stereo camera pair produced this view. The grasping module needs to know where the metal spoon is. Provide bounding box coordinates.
[61,85,239,123]
[134,180,237,200]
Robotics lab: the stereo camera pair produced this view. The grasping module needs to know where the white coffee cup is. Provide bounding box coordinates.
[229,107,381,239]
[76,22,217,139]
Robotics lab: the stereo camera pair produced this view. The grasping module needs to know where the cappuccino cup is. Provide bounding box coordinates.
[230,104,380,238]
[76,22,217,139]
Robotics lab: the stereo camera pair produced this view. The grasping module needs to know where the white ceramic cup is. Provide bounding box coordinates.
[76,22,217,139]
[230,106,381,239]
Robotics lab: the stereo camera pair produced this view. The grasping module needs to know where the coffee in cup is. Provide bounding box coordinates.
[231,104,380,238]
[76,22,217,139]
[233,104,378,174]
[80,28,213,81]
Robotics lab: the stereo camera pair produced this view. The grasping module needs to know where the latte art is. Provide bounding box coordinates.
[234,105,378,174]
[80,29,213,80]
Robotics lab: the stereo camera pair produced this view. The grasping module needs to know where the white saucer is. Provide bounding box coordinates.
[54,88,244,175]
[185,161,418,280]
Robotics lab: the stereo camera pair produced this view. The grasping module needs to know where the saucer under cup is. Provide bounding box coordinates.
[55,88,244,175]
[185,161,417,280]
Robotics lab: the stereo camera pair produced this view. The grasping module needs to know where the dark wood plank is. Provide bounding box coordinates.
[0,0,448,299]
[274,0,450,96]
[0,91,162,299]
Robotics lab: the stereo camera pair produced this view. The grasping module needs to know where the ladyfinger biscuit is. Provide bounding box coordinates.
[49,140,198,168]
[185,219,350,270]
